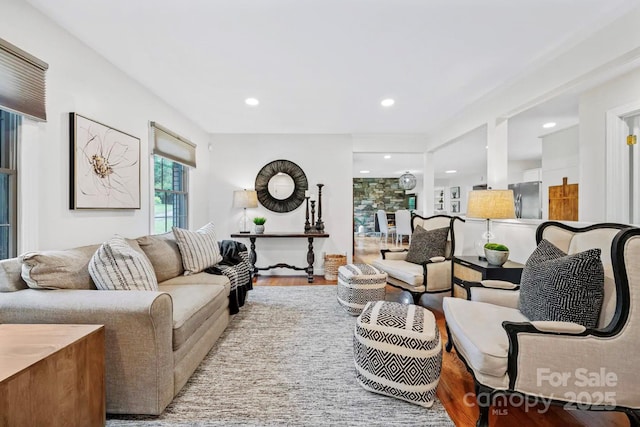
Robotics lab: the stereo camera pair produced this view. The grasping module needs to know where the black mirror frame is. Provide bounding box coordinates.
[255,159,308,213]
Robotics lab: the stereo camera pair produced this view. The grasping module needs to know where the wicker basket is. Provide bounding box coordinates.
[324,254,347,281]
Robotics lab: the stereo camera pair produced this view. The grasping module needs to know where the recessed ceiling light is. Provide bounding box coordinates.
[245,98,259,106]
[542,122,556,129]
[360,170,370,174]
[445,170,457,174]
[381,99,395,107]
[485,145,488,149]
[384,155,391,159]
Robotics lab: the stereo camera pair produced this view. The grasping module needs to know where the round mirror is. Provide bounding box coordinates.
[267,173,295,200]
[255,160,308,212]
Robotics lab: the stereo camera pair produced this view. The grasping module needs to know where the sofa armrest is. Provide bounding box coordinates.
[0,289,174,415]
[381,248,408,260]
[467,287,520,308]
[501,321,614,397]
[479,279,519,290]
[463,279,520,308]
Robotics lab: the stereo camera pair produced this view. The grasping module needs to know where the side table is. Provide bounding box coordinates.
[231,232,330,283]
[452,255,524,299]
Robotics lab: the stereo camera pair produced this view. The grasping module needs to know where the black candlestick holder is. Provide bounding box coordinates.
[315,184,325,233]
[304,196,311,233]
[310,200,316,231]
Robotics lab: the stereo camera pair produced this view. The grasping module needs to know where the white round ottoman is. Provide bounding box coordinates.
[337,263,387,315]
[353,301,442,407]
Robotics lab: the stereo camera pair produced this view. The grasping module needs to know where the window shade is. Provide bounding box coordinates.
[0,38,48,122]
[150,122,196,168]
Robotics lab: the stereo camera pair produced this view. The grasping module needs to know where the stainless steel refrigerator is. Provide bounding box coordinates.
[508,181,542,219]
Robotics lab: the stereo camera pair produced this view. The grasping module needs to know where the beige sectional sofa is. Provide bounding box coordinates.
[0,232,239,415]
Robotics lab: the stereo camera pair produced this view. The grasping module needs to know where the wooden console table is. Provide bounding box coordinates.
[231,232,330,283]
[0,324,105,427]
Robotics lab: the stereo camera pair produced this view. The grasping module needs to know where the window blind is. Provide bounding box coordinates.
[150,122,196,168]
[0,38,48,122]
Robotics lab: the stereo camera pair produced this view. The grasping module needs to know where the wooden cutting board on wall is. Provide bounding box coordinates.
[549,177,579,221]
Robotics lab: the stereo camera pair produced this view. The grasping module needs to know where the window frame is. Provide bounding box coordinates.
[0,109,19,260]
[152,154,189,234]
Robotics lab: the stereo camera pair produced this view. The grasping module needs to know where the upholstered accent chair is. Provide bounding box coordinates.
[443,221,640,426]
[372,214,464,303]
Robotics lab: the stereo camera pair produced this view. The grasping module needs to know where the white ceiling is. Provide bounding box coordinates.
[26,0,638,135]
[353,152,424,179]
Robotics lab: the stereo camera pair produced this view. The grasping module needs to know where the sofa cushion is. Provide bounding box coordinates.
[173,223,223,275]
[20,244,101,290]
[161,272,231,295]
[0,258,27,292]
[137,232,185,282]
[89,235,159,291]
[158,283,228,350]
[372,258,451,293]
[518,239,604,328]
[443,297,529,378]
[405,226,449,265]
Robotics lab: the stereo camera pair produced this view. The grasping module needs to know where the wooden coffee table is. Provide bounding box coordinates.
[0,324,105,426]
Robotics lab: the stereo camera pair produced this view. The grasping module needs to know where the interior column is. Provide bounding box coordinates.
[486,118,509,189]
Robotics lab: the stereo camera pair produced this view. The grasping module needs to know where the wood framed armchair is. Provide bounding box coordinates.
[443,221,640,426]
[372,214,464,303]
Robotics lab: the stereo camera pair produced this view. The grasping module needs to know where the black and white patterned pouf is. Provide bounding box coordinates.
[353,301,442,407]
[337,263,387,315]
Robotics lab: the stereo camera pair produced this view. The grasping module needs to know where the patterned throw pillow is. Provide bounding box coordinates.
[89,235,158,291]
[405,226,449,265]
[172,222,223,275]
[518,239,604,328]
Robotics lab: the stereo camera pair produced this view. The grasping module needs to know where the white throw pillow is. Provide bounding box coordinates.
[89,235,158,291]
[172,222,223,275]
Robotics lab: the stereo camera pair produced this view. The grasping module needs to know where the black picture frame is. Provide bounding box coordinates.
[450,186,460,200]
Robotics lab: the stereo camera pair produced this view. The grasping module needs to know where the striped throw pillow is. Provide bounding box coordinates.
[89,235,158,291]
[172,223,223,275]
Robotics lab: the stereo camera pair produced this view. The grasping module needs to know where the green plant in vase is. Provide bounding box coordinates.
[484,242,509,266]
[253,217,267,234]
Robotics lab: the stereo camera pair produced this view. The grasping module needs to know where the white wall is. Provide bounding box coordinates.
[209,134,353,275]
[507,160,541,185]
[461,219,539,264]
[579,68,640,221]
[1,0,211,251]
[541,125,579,219]
[435,172,486,215]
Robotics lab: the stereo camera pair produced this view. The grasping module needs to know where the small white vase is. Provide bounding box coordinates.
[255,224,265,234]
[484,248,509,266]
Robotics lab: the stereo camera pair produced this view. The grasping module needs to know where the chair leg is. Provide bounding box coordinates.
[475,384,490,427]
[627,409,640,427]
[444,323,453,353]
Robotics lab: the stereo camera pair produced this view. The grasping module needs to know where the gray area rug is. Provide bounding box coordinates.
[108,285,454,426]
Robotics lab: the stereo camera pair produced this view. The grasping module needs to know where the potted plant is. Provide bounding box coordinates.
[484,243,509,266]
[253,217,267,234]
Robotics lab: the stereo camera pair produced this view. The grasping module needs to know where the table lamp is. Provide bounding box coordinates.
[233,189,258,233]
[466,189,516,259]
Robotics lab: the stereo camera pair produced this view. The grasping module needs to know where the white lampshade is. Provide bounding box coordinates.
[466,190,516,219]
[233,190,258,209]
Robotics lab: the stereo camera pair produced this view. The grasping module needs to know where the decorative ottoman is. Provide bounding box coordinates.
[353,301,442,407]
[337,263,387,315]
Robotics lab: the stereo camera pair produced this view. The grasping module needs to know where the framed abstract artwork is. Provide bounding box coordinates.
[69,113,141,209]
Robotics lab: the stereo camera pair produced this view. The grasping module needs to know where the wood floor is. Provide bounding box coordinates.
[253,235,629,427]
